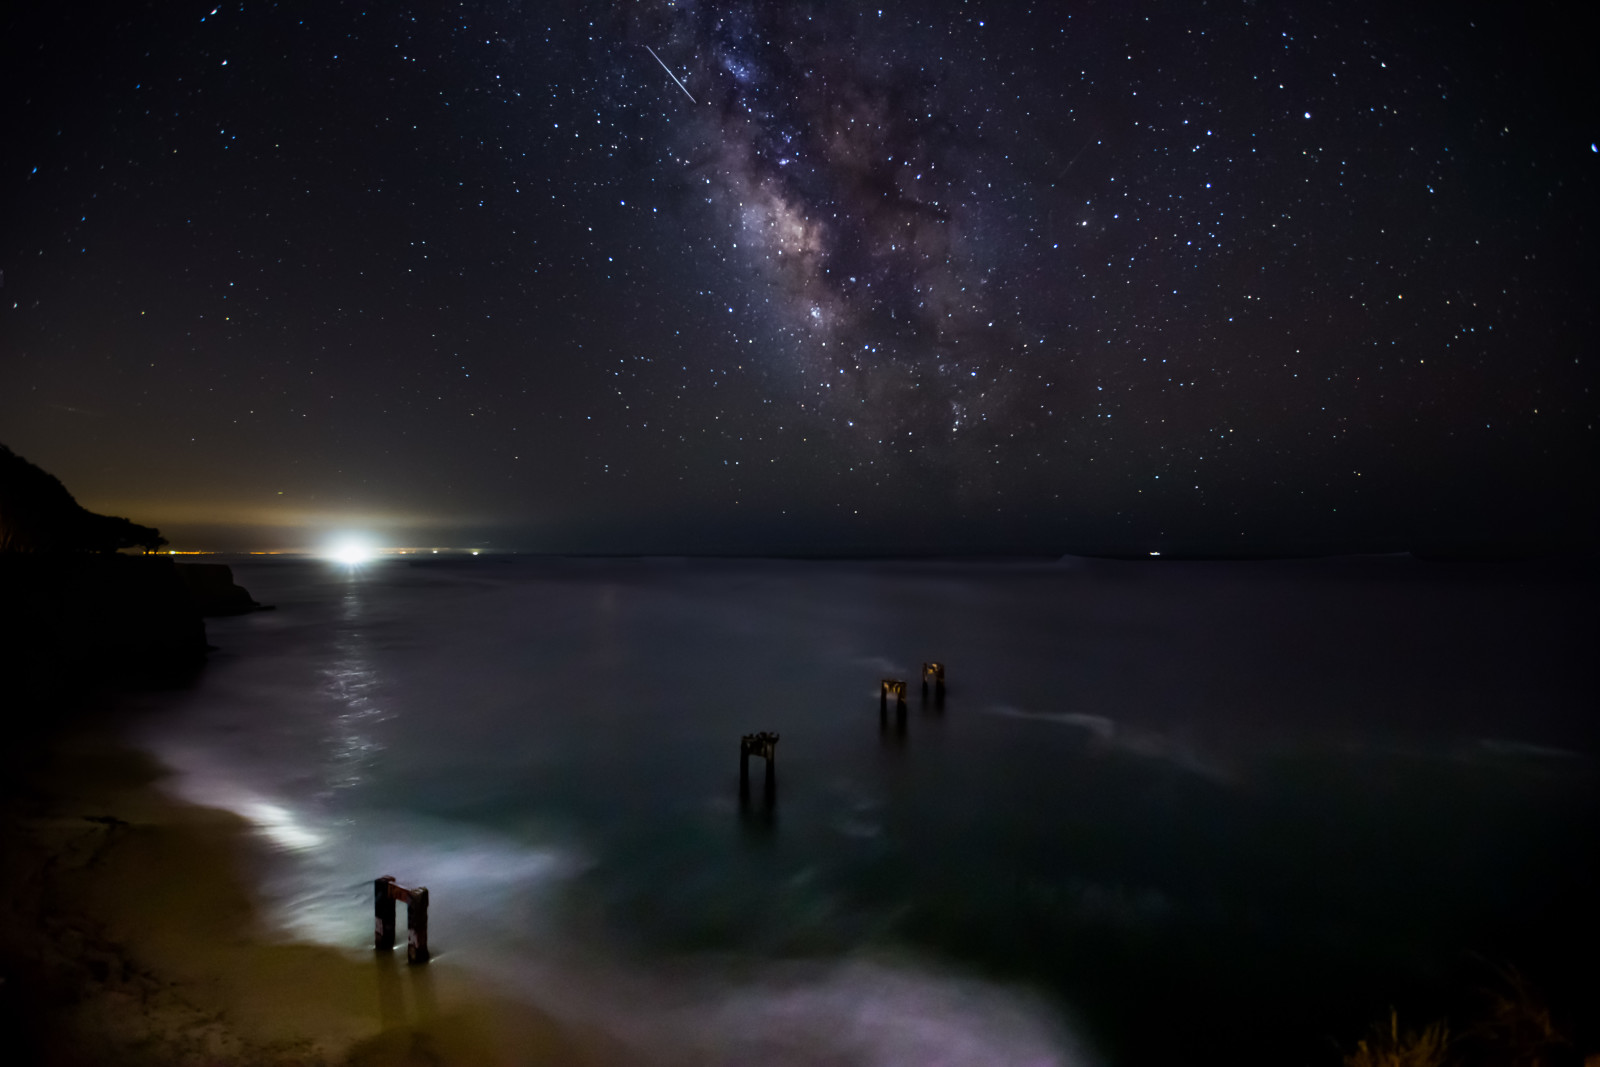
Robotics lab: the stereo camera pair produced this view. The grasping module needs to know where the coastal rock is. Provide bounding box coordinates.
[0,443,205,704]
[176,563,264,616]
[0,553,208,703]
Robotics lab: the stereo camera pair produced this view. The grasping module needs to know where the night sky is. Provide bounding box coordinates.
[2,1,1593,555]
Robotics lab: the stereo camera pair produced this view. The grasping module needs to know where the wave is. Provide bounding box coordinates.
[981,704,1231,781]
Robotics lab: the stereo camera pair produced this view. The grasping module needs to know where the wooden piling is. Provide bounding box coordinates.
[740,731,780,806]
[407,886,430,964]
[374,875,397,951]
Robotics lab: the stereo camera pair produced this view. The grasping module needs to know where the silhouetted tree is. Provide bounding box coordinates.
[0,443,167,553]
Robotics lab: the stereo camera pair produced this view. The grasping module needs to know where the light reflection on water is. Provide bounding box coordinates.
[240,798,326,852]
[134,556,1598,1065]
[319,581,386,795]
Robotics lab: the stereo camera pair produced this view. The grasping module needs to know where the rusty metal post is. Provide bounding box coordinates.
[407,886,430,964]
[375,875,397,951]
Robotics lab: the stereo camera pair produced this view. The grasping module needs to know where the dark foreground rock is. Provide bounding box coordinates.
[175,562,265,616]
[0,554,208,708]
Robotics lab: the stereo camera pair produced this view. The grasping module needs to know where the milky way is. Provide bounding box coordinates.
[614,1,1027,446]
[588,0,1592,533]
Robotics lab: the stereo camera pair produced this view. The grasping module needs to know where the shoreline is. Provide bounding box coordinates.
[0,712,620,1065]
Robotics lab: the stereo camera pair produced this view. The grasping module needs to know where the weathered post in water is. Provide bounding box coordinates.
[407,886,430,964]
[374,875,397,951]
[922,662,945,699]
[740,731,780,807]
[881,678,908,727]
[373,875,430,964]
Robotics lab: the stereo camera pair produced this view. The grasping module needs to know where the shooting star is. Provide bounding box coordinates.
[1055,140,1096,179]
[645,44,696,104]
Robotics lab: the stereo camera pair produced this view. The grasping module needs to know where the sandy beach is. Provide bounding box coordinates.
[0,712,620,1066]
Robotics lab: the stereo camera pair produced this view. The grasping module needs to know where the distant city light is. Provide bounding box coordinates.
[1150,551,1161,557]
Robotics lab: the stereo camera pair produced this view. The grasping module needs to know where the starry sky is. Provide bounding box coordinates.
[1,0,1593,555]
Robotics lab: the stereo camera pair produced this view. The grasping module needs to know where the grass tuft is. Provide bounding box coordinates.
[1345,1010,1450,1067]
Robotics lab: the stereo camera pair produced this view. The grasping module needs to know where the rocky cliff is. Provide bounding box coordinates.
[0,553,208,699]
[175,562,263,616]
[0,444,206,706]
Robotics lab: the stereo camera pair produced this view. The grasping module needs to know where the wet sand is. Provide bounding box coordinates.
[0,716,621,1066]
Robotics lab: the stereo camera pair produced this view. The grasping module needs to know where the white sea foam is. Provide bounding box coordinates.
[981,704,1231,781]
[468,952,1094,1067]
[851,654,908,678]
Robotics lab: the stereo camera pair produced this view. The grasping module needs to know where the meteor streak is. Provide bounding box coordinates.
[645,44,696,103]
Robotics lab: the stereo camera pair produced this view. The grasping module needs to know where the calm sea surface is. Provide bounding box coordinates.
[130,556,1599,1065]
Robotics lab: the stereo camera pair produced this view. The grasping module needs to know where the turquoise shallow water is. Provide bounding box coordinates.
[132,556,1599,1065]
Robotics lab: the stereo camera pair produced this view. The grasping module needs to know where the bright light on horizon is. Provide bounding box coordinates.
[328,536,377,565]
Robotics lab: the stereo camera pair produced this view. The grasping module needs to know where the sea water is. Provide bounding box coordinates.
[130,555,1599,1065]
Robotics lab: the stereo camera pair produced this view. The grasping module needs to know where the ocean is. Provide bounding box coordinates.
[128,555,1599,1065]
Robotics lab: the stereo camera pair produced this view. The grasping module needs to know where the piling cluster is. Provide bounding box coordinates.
[373,660,949,954]
[744,659,948,804]
[877,661,946,732]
